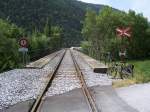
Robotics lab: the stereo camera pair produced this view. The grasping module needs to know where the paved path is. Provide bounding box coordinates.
[90,86,139,112]
[40,88,89,112]
[39,85,138,112]
[116,83,150,112]
[3,86,139,112]
[1,100,34,112]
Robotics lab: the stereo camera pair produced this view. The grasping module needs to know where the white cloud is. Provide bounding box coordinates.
[131,0,150,20]
[78,0,110,4]
[79,0,150,20]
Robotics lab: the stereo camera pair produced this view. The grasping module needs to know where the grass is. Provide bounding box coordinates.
[128,60,150,83]
[112,79,135,88]
[111,60,150,87]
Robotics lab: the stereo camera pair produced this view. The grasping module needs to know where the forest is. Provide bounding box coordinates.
[0,0,103,47]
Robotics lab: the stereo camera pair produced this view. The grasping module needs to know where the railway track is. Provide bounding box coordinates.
[70,50,99,112]
[29,49,99,112]
[26,50,64,69]
[29,49,66,112]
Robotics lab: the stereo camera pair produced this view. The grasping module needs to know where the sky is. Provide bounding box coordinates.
[78,0,150,20]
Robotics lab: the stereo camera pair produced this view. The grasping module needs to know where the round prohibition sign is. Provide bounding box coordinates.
[19,38,28,48]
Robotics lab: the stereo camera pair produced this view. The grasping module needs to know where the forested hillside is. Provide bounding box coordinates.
[0,0,103,47]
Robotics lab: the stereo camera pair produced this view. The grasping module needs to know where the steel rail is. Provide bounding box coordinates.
[70,50,99,112]
[41,50,64,69]
[29,49,66,112]
[26,50,63,69]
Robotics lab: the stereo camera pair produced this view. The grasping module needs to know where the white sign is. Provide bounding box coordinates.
[119,52,126,56]
[19,47,28,52]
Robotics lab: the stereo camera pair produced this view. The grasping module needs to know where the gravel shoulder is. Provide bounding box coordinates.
[116,83,150,112]
[73,50,112,86]
[0,69,49,110]
[0,51,64,110]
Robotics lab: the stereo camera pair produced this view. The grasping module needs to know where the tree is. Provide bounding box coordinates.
[44,18,51,37]
[82,9,97,57]
[50,26,62,50]
[0,19,23,72]
[82,7,150,60]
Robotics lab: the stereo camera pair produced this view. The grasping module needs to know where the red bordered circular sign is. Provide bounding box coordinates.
[19,38,28,48]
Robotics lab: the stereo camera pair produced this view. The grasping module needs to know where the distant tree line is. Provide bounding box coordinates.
[81,7,150,60]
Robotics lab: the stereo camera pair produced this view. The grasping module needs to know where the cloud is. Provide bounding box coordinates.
[131,0,150,20]
[79,0,150,20]
[78,0,110,4]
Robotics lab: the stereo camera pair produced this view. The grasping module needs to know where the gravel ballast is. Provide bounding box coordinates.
[0,51,64,110]
[0,69,49,110]
[46,50,81,97]
[73,50,112,87]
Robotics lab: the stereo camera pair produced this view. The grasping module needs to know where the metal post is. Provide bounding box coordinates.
[22,52,25,66]
[25,52,27,65]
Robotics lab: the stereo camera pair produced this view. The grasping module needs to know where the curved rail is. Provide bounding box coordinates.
[70,50,99,112]
[29,50,66,112]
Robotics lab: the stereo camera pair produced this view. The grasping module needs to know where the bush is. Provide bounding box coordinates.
[0,19,23,72]
[28,33,51,59]
[0,18,62,73]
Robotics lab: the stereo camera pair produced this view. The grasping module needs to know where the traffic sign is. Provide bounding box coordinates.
[119,51,126,57]
[18,47,28,66]
[19,38,28,48]
[18,47,28,52]
[116,27,131,38]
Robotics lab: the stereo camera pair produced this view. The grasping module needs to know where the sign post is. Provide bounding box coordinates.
[116,27,132,63]
[18,38,28,66]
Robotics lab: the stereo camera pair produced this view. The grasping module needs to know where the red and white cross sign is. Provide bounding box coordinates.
[116,27,131,38]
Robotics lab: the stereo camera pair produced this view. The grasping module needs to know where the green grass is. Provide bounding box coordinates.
[128,60,150,83]
[112,79,136,88]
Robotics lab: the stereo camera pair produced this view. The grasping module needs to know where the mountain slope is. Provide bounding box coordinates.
[0,0,104,47]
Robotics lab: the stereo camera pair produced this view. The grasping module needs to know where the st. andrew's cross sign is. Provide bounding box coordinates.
[116,27,132,62]
[116,27,131,38]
